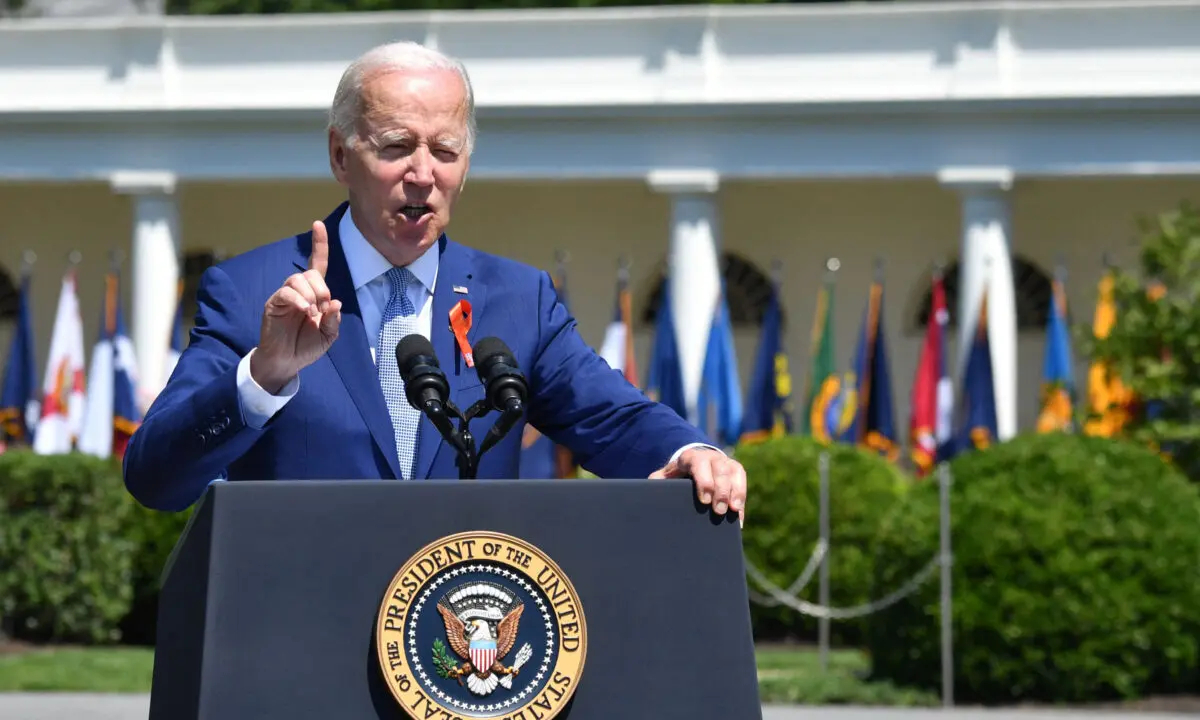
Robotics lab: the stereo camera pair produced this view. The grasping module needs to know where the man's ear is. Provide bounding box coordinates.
[328,129,350,185]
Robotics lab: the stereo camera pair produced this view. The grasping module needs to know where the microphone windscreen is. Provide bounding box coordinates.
[471,337,512,367]
[396,334,438,375]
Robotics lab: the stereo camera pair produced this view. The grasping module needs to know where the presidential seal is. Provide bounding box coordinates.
[376,531,587,720]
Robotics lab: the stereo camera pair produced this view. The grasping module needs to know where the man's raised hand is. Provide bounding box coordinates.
[249,220,343,394]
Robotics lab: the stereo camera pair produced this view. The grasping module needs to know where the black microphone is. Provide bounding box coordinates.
[396,334,450,412]
[394,334,475,471]
[471,337,529,457]
[472,337,529,414]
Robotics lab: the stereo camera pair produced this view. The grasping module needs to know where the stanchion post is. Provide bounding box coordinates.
[818,450,830,672]
[938,461,953,707]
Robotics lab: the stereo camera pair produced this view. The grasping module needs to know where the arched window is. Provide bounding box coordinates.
[639,252,781,328]
[911,255,1056,331]
[176,249,226,337]
[0,266,18,323]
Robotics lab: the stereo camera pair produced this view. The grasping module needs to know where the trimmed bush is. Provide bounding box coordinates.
[119,502,193,645]
[736,435,911,646]
[867,432,1200,704]
[0,450,136,644]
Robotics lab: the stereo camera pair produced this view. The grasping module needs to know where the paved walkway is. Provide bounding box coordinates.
[0,695,1196,720]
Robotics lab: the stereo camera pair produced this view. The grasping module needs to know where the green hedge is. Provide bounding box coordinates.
[866,432,1200,704]
[119,501,193,645]
[736,435,911,646]
[0,451,135,643]
[0,450,191,645]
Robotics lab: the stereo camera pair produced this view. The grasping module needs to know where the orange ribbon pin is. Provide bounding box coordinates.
[449,300,474,368]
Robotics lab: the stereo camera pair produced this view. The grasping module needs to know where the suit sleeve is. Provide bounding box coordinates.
[524,270,710,478]
[122,264,275,511]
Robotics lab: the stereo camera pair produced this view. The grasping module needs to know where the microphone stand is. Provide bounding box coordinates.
[426,397,525,480]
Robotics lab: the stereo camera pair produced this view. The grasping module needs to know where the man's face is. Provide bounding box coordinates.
[329,66,471,266]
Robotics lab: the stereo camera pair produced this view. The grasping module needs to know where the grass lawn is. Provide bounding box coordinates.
[756,645,939,706]
[0,642,938,705]
[0,646,155,693]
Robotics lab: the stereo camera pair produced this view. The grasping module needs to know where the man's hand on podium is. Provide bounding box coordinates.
[651,448,746,528]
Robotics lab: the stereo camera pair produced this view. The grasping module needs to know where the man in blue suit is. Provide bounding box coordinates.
[122,41,748,523]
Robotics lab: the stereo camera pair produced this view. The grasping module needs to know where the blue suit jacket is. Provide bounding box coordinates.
[123,202,709,511]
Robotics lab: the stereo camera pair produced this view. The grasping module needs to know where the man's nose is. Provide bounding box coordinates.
[404,146,436,186]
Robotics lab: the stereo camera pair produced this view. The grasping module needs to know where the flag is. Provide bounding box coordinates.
[0,271,38,449]
[79,270,142,460]
[599,267,639,386]
[909,271,953,476]
[520,258,576,478]
[800,273,837,436]
[695,288,743,448]
[739,278,793,443]
[954,290,998,453]
[32,269,86,454]
[1083,271,1134,437]
[1036,273,1075,433]
[839,276,898,460]
[646,275,688,421]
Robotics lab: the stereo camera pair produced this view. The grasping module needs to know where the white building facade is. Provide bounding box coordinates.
[2,0,1200,445]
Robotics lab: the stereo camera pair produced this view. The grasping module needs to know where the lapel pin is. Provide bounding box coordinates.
[449,300,474,368]
[453,285,469,294]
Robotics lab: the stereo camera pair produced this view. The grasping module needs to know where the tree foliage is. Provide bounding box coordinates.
[1084,202,1200,480]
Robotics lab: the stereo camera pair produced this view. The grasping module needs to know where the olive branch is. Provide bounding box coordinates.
[431,639,458,679]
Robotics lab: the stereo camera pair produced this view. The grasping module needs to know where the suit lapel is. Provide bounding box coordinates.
[295,203,403,480]
[413,236,487,479]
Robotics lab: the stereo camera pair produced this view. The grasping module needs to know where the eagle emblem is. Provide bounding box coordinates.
[432,581,534,696]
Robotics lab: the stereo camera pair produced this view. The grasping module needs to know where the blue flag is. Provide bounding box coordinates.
[838,278,898,459]
[1036,275,1075,433]
[695,290,743,448]
[740,280,793,443]
[954,292,998,453]
[0,272,37,447]
[646,276,688,421]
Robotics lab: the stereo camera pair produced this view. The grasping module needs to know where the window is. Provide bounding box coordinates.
[0,266,16,323]
[177,249,225,338]
[640,252,781,328]
[912,255,1055,331]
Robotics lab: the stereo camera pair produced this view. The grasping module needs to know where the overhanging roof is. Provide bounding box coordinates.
[3,0,1200,181]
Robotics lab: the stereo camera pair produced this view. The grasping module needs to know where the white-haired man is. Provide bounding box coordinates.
[122,41,748,523]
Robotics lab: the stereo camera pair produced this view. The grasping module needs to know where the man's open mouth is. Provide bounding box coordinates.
[400,205,430,221]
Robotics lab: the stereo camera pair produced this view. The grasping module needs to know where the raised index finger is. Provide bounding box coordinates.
[309,220,329,276]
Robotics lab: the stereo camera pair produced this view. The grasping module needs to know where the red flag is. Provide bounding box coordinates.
[909,272,952,476]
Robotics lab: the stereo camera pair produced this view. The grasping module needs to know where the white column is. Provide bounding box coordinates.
[647,169,721,425]
[938,167,1017,441]
[111,171,180,408]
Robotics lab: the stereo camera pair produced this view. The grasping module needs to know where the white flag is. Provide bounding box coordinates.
[33,270,87,454]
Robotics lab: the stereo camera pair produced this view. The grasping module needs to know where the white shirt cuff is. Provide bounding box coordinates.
[237,349,299,429]
[669,442,723,466]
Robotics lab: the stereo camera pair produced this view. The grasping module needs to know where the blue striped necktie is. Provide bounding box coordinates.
[377,266,423,479]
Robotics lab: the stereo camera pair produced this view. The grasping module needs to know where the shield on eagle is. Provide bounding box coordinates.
[469,637,497,674]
